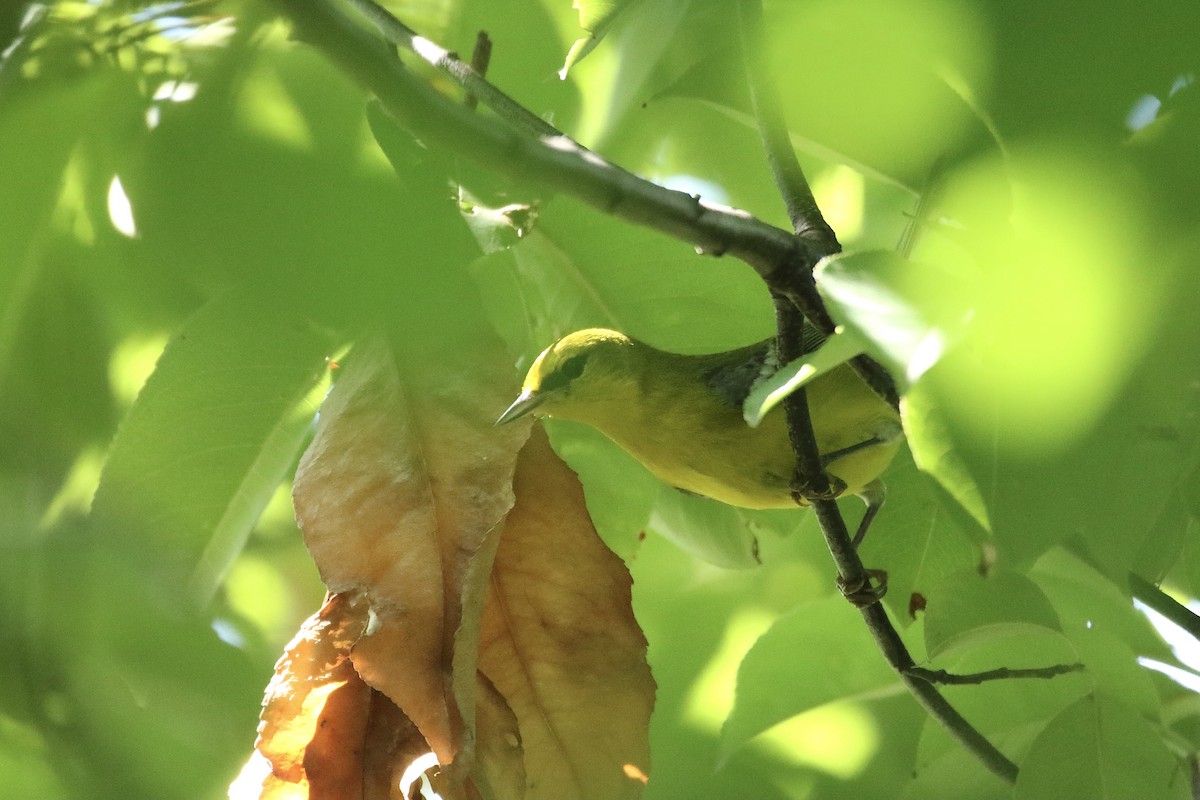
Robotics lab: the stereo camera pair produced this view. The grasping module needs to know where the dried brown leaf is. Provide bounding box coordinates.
[251,336,653,800]
[246,592,435,800]
[477,427,655,800]
[292,336,528,771]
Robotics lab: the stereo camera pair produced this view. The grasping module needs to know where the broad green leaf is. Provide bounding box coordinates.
[90,290,332,605]
[474,195,773,361]
[1032,550,1171,665]
[900,382,991,535]
[901,724,1038,800]
[720,596,900,758]
[649,484,762,570]
[764,0,993,189]
[741,327,866,427]
[1065,626,1161,720]
[923,570,1061,661]
[856,446,980,626]
[816,249,967,387]
[1014,694,1188,800]
[544,419,658,560]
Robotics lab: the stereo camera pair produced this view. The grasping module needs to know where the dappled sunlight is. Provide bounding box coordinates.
[683,608,775,731]
[107,333,168,407]
[914,147,1155,455]
[234,63,314,151]
[757,702,880,779]
[812,164,864,243]
[39,446,106,525]
[225,554,295,644]
[1136,598,1200,693]
[106,175,137,238]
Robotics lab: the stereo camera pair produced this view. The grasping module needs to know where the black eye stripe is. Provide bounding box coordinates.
[542,353,588,392]
[561,354,587,380]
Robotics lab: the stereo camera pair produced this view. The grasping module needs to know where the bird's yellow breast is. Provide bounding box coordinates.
[558,356,901,509]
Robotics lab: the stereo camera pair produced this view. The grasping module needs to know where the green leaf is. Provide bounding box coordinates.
[544,419,658,560]
[648,484,762,569]
[1032,549,1171,665]
[1014,694,1188,800]
[923,570,1061,661]
[816,249,967,387]
[856,445,980,626]
[913,631,1088,768]
[90,290,332,605]
[902,724,1039,800]
[475,195,773,360]
[901,381,991,534]
[741,327,866,427]
[720,595,899,758]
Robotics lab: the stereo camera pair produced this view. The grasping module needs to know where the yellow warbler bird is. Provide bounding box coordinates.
[497,328,902,536]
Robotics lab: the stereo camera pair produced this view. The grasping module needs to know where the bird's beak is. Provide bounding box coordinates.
[495,388,549,425]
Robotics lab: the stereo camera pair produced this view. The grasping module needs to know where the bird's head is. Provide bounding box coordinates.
[496,328,636,425]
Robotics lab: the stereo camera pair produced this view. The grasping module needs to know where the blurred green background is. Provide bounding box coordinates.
[2,1,1199,798]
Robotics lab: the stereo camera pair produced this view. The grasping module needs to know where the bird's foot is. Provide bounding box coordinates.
[837,568,888,607]
[791,473,846,505]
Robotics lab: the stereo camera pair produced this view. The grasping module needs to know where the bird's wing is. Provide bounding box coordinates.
[701,323,827,409]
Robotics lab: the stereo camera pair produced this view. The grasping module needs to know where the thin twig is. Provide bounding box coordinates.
[738,0,1019,785]
[734,0,897,408]
[908,662,1085,686]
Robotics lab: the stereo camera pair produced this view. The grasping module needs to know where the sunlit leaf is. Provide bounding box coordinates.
[560,0,642,77]
[742,327,866,427]
[721,596,899,758]
[816,249,967,387]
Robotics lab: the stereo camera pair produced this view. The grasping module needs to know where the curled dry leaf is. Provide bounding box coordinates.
[246,592,430,800]
[243,335,653,800]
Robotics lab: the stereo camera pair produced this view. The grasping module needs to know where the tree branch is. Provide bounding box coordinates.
[1129,572,1200,641]
[269,0,844,328]
[345,0,556,137]
[737,0,1017,785]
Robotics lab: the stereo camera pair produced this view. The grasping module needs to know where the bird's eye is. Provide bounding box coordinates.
[542,353,588,392]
